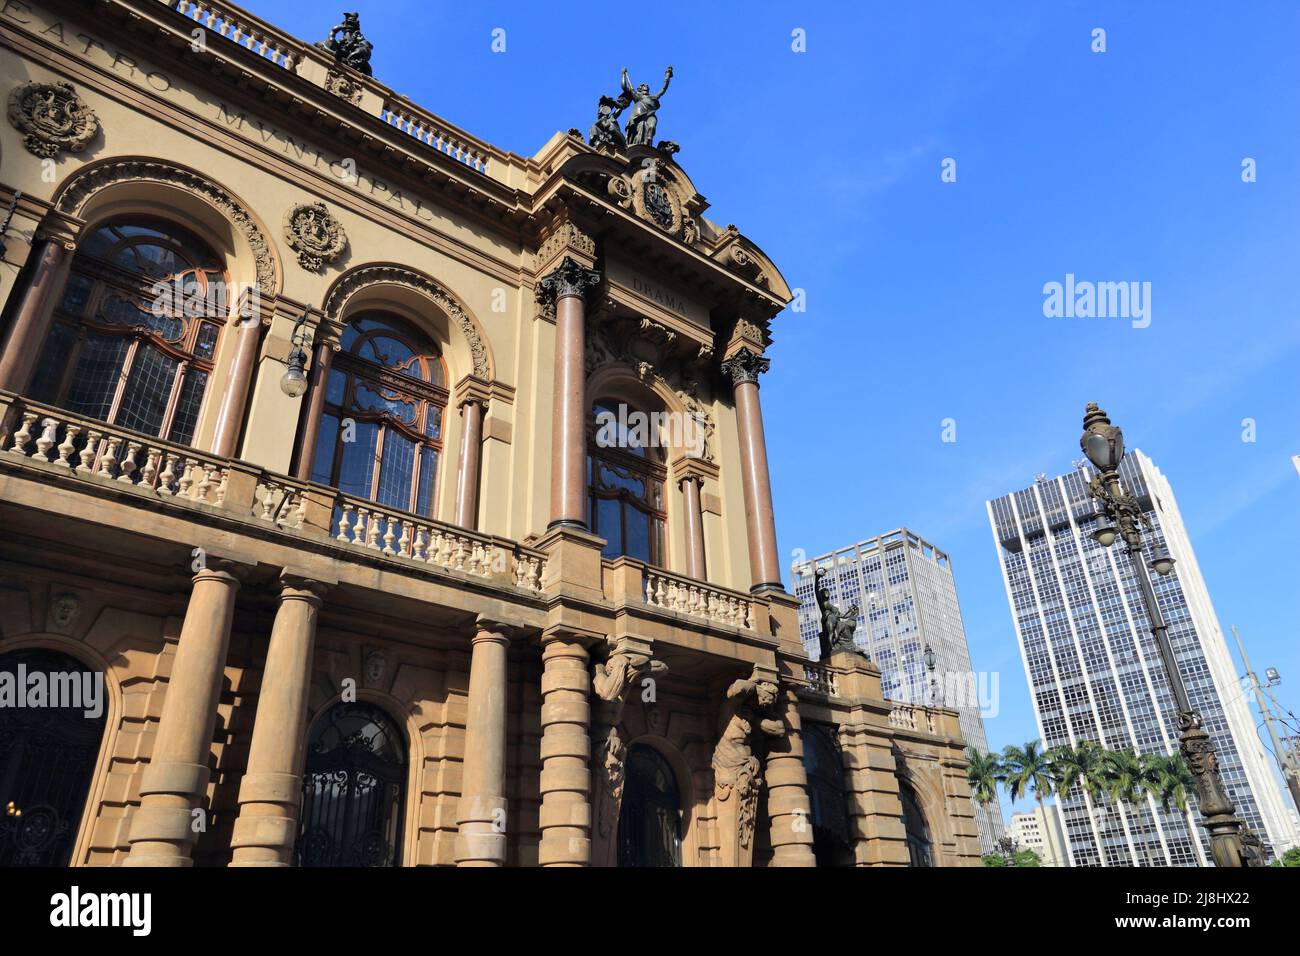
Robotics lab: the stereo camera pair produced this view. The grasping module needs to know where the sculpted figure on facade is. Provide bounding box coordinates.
[620,66,673,147]
[712,674,782,848]
[591,648,668,839]
[588,94,629,153]
[317,12,373,76]
[814,567,863,660]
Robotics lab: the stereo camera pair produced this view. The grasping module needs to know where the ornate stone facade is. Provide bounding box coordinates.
[0,0,979,871]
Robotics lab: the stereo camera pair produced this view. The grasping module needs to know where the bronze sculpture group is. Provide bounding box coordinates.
[588,66,674,152]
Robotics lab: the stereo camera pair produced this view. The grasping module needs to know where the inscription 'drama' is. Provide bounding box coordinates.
[629,276,690,318]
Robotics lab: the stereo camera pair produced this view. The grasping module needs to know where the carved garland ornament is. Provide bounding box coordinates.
[56,160,277,296]
[7,81,99,159]
[323,265,490,378]
[284,201,348,272]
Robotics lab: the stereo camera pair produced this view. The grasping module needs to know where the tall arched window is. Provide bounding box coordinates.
[0,648,106,866]
[617,744,682,867]
[310,312,447,516]
[898,779,934,867]
[297,701,407,868]
[588,399,666,565]
[28,217,227,447]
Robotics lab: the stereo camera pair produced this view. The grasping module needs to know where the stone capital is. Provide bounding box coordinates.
[474,614,516,642]
[33,209,85,249]
[720,347,770,387]
[278,571,333,603]
[671,454,718,487]
[538,256,602,302]
[454,374,493,410]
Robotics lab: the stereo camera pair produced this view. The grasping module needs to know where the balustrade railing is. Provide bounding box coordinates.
[887,703,937,734]
[3,403,230,506]
[380,96,493,176]
[0,394,544,594]
[170,0,303,69]
[643,567,753,630]
[803,663,839,697]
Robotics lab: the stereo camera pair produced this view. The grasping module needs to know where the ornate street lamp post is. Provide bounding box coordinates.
[1079,402,1258,867]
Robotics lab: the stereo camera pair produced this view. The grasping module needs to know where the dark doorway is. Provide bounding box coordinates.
[0,648,106,866]
[617,743,682,867]
[297,701,407,867]
[803,723,854,866]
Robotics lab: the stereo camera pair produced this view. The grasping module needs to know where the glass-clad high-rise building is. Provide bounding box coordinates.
[793,529,1005,853]
[987,451,1298,865]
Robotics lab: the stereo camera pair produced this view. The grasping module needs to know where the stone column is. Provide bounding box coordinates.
[229,574,328,866]
[452,376,491,529]
[537,632,592,866]
[211,310,264,458]
[0,222,78,394]
[125,562,242,866]
[292,325,338,481]
[721,348,783,592]
[540,256,601,530]
[765,687,817,866]
[679,473,707,581]
[455,618,511,866]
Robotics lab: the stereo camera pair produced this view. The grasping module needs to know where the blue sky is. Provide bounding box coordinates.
[252,1,1300,818]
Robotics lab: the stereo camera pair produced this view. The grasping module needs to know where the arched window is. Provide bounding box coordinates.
[587,399,666,565]
[803,723,854,866]
[28,217,227,447]
[617,744,682,867]
[0,648,106,866]
[297,701,407,867]
[898,779,934,867]
[310,312,447,516]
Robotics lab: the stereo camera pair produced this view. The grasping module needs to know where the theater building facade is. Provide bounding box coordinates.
[0,0,980,867]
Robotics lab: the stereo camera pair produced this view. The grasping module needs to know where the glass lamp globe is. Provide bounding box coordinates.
[280,363,309,398]
[1092,524,1119,547]
[1148,551,1175,576]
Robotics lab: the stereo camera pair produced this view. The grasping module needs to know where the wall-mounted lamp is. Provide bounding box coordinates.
[280,308,313,398]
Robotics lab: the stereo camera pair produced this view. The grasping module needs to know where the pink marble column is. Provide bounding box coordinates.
[211,312,264,458]
[292,335,337,481]
[540,256,601,530]
[0,235,73,394]
[721,348,783,592]
[453,398,484,529]
[679,474,707,581]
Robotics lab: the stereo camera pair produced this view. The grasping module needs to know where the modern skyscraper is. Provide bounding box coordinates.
[794,529,1005,853]
[987,451,1299,866]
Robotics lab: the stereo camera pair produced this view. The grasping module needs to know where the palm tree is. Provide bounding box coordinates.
[965,748,1002,810]
[1102,747,1153,807]
[1049,740,1108,803]
[1001,741,1056,818]
[1144,752,1195,813]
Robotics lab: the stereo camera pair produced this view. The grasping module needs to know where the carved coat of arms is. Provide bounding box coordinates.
[7,81,99,158]
[284,201,348,272]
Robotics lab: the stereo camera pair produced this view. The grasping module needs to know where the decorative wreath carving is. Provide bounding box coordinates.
[55,159,277,296]
[323,264,491,378]
[324,68,364,105]
[8,81,99,158]
[284,201,348,272]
